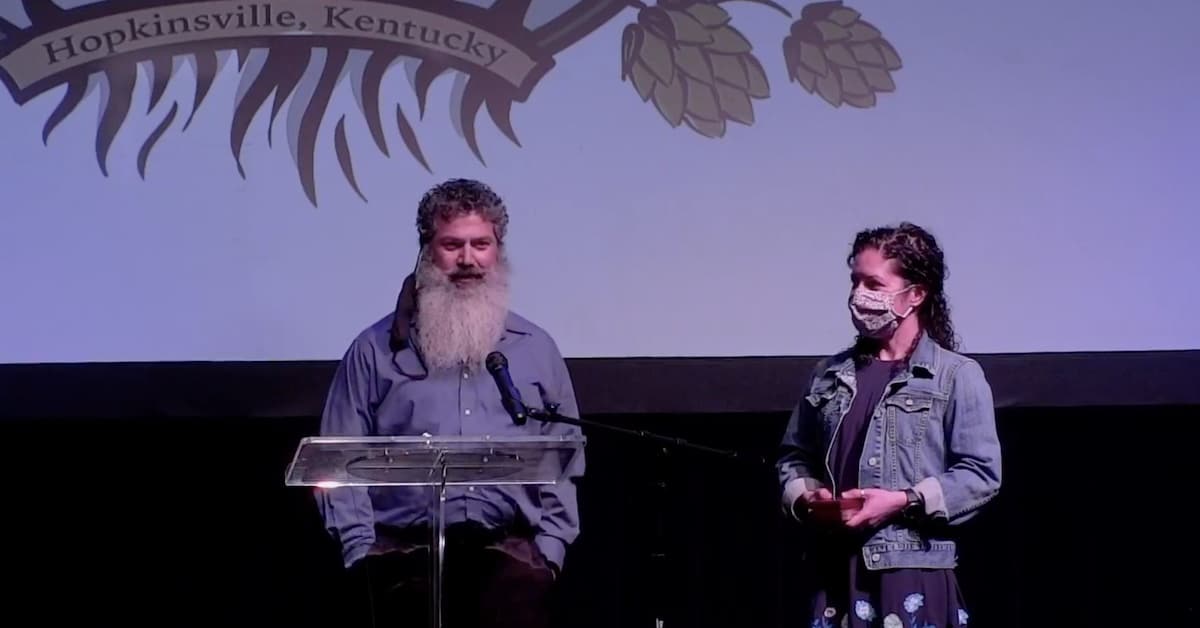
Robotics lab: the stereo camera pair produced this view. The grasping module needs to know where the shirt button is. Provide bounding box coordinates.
[871,553,881,562]
[464,409,471,415]
[468,486,475,492]
[868,456,879,466]
[463,372,469,379]
[905,398,913,406]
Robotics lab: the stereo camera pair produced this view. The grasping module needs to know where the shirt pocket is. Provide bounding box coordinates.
[517,380,547,411]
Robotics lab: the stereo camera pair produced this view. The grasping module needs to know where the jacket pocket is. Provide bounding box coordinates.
[884,394,934,444]
[807,385,843,433]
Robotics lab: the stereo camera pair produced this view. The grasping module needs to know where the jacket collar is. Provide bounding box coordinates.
[823,332,941,383]
[908,332,940,376]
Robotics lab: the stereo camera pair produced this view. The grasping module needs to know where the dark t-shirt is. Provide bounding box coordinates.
[829,358,902,496]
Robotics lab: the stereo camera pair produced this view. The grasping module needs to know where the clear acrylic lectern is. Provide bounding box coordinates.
[284,434,585,628]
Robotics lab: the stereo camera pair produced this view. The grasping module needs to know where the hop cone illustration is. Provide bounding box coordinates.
[621,1,770,138]
[782,1,901,108]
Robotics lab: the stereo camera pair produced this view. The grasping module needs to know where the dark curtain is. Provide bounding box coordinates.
[1,406,1193,627]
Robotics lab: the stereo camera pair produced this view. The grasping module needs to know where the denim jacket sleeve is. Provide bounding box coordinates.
[313,339,379,568]
[913,358,1002,524]
[776,363,829,519]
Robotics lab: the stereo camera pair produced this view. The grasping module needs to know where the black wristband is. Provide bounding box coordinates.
[902,488,924,518]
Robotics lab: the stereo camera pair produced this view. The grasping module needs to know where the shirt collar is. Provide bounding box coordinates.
[499,312,537,338]
[391,312,533,378]
[388,272,534,350]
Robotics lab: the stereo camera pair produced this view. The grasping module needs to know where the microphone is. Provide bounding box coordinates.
[485,351,527,425]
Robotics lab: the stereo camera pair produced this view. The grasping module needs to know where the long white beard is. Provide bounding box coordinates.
[414,258,510,372]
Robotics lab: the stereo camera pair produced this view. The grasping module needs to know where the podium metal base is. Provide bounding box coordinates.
[429,459,448,628]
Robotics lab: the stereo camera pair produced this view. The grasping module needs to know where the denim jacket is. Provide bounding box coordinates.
[777,333,1002,570]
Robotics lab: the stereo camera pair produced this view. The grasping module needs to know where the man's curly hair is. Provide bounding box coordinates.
[416,178,508,246]
[848,222,959,354]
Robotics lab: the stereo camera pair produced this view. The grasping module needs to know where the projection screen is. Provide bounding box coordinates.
[0,0,1195,363]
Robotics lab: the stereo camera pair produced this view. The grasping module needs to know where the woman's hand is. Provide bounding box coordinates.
[841,488,908,529]
[801,488,840,525]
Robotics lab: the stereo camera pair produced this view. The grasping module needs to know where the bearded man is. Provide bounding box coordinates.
[316,179,583,628]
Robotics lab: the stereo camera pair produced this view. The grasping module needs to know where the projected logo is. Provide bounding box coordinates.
[0,0,900,205]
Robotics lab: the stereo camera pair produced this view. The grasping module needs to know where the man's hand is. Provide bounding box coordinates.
[842,488,908,529]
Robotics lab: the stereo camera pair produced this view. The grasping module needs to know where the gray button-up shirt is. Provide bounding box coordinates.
[315,311,584,569]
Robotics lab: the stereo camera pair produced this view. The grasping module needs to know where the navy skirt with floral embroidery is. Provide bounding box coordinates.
[807,545,971,628]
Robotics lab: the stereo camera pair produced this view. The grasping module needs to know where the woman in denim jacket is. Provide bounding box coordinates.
[778,223,1002,628]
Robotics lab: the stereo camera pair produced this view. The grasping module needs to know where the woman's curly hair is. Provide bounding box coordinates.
[848,222,959,356]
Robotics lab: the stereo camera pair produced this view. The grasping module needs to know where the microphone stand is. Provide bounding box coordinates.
[524,404,768,628]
